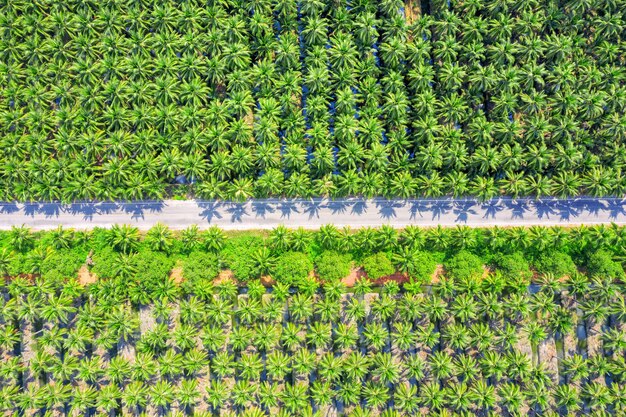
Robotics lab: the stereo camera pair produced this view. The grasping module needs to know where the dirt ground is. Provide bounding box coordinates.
[341,267,411,287]
[169,265,184,284]
[77,265,97,286]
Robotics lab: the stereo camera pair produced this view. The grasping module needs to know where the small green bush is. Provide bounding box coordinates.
[132,250,175,286]
[41,249,86,281]
[411,251,438,282]
[8,252,29,276]
[444,251,483,281]
[362,252,395,280]
[273,252,313,285]
[91,247,118,279]
[221,235,264,281]
[182,252,220,282]
[493,252,532,282]
[316,251,352,282]
[586,250,624,278]
[534,251,577,277]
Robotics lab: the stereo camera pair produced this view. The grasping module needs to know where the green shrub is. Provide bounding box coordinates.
[41,249,86,281]
[8,252,29,276]
[444,251,483,281]
[273,252,313,285]
[221,235,264,281]
[586,250,624,278]
[132,250,175,286]
[362,252,395,280]
[493,252,532,282]
[91,247,118,279]
[534,251,577,277]
[316,251,352,282]
[411,251,438,282]
[182,252,220,282]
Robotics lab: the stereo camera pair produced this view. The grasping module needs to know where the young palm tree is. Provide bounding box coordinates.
[107,224,141,253]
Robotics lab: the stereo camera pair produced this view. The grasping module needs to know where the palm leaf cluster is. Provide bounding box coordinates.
[0,273,625,416]
[1,0,625,201]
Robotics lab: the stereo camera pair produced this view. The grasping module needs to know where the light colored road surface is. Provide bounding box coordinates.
[0,198,625,230]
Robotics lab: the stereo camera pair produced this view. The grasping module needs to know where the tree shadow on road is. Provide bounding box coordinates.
[508,199,529,219]
[607,200,626,219]
[556,200,582,221]
[277,201,300,218]
[533,200,558,219]
[198,201,224,222]
[481,200,504,219]
[429,201,452,220]
[350,200,368,215]
[375,200,402,219]
[226,203,248,223]
[326,200,349,214]
[408,201,427,220]
[67,202,103,221]
[453,200,477,223]
[0,203,20,214]
[121,202,165,221]
[303,200,323,219]
[251,201,275,219]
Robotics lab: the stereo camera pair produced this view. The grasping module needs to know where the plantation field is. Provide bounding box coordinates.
[1,265,626,416]
[1,0,625,201]
[1,225,626,415]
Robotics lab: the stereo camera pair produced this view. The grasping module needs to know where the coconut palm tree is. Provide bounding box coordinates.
[107,224,141,253]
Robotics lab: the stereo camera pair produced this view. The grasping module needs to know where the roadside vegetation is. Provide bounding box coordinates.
[1,223,626,287]
[1,0,625,201]
[1,224,626,415]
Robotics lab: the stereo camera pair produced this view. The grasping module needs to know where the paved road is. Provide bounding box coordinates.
[1,198,626,230]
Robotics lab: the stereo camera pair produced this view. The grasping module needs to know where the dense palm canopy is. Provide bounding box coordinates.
[0,0,625,201]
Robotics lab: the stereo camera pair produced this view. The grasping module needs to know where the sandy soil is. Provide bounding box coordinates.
[515,324,534,362]
[139,304,156,334]
[169,264,184,284]
[431,264,444,283]
[77,265,96,286]
[341,267,363,287]
[341,267,410,287]
[214,269,234,285]
[260,274,275,286]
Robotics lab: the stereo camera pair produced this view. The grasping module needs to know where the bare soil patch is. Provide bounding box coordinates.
[77,265,97,286]
[169,265,184,284]
[431,264,444,284]
[341,267,410,287]
[214,269,235,284]
[341,267,365,287]
[260,275,276,286]
[370,271,410,286]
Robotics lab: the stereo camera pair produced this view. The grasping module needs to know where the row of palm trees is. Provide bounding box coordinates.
[0,0,624,201]
[0,268,624,416]
[2,222,626,284]
[6,221,626,253]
